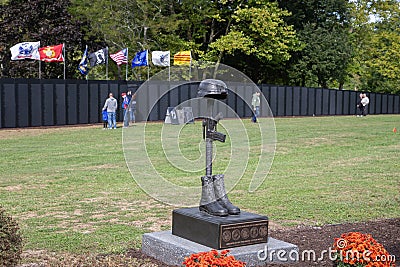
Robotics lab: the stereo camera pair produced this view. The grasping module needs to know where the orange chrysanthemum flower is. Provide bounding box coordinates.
[183,249,246,267]
[332,232,395,267]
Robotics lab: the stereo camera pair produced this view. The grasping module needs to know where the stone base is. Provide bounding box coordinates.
[142,230,298,267]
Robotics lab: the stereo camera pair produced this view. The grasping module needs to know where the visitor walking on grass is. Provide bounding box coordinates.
[102,92,118,129]
[361,93,369,116]
[251,92,260,123]
[357,93,364,117]
[357,93,369,117]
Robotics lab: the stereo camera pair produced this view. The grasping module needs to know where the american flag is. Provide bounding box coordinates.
[110,48,128,66]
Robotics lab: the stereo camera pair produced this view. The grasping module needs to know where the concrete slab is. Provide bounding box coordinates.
[142,231,298,266]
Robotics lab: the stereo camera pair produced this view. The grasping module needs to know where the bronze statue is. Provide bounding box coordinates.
[197,79,240,217]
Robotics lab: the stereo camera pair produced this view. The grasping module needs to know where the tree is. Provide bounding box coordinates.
[349,0,400,94]
[290,23,352,89]
[0,0,103,79]
[69,0,301,82]
[170,0,300,83]
[205,1,299,60]
[363,28,400,94]
[278,0,352,89]
[70,0,191,80]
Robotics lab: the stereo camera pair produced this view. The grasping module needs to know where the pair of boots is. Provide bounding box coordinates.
[199,174,240,216]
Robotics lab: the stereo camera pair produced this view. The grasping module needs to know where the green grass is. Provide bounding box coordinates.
[0,115,399,255]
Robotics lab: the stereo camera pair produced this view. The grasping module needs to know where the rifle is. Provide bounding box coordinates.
[201,112,226,143]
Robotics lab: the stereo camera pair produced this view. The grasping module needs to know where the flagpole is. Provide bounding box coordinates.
[168,51,171,81]
[63,43,66,80]
[106,47,109,80]
[125,48,128,81]
[147,50,149,81]
[189,51,192,81]
[38,41,41,79]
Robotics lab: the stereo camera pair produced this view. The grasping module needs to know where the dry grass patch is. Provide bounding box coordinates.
[0,125,100,140]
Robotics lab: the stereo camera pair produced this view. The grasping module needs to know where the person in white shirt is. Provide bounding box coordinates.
[357,93,363,116]
[361,93,369,116]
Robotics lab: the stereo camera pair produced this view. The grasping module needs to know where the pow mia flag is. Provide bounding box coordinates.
[89,48,108,67]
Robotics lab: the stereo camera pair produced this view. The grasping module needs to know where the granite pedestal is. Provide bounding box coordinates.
[142,207,298,266]
[142,230,298,266]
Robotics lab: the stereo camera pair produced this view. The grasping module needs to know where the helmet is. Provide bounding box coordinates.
[197,79,228,99]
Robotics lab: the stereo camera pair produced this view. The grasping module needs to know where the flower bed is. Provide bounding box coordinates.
[183,249,246,267]
[333,232,395,267]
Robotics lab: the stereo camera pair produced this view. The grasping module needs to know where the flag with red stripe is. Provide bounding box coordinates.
[173,51,191,65]
[110,48,128,66]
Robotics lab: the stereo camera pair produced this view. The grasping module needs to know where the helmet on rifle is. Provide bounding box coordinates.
[197,79,228,99]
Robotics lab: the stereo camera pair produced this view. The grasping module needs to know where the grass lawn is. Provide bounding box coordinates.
[0,115,399,255]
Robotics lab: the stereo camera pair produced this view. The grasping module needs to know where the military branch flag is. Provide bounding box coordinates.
[39,44,64,62]
[151,51,170,67]
[89,47,108,67]
[173,51,191,65]
[10,41,40,60]
[78,45,90,75]
[131,50,148,68]
[110,48,128,66]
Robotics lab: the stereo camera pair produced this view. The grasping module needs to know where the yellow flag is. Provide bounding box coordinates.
[173,51,191,65]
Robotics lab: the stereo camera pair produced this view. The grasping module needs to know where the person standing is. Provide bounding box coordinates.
[102,92,118,129]
[101,108,108,129]
[357,93,364,117]
[126,90,136,124]
[361,93,369,116]
[251,92,261,123]
[121,93,130,127]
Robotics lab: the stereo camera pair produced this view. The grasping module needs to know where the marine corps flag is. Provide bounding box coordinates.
[39,44,64,62]
[173,51,191,65]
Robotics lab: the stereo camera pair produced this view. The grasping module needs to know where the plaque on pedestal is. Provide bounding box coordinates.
[172,207,268,249]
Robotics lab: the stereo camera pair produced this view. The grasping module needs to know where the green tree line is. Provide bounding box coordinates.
[0,0,399,93]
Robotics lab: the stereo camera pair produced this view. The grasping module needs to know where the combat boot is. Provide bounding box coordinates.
[199,175,228,216]
[213,174,240,215]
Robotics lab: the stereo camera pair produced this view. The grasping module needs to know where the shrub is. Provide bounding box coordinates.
[0,206,23,267]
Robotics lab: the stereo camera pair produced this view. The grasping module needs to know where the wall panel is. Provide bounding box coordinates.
[0,78,399,128]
